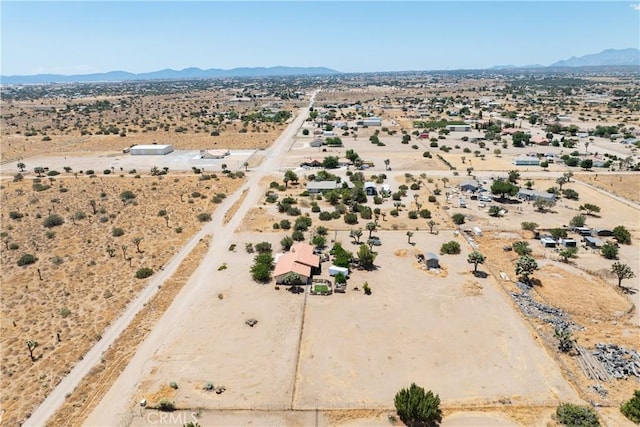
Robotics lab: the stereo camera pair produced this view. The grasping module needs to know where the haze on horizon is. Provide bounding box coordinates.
[1,1,639,76]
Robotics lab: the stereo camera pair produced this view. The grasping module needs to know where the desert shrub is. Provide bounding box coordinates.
[9,211,24,220]
[135,268,154,279]
[157,399,175,412]
[562,188,579,200]
[47,170,59,176]
[408,211,418,219]
[43,214,64,228]
[620,390,640,423]
[286,206,301,216]
[419,209,432,218]
[556,402,600,427]
[512,241,532,256]
[60,308,72,318]
[294,216,312,231]
[521,221,538,231]
[428,195,436,203]
[8,242,19,250]
[33,183,51,192]
[279,219,291,230]
[344,213,358,224]
[17,253,37,266]
[119,190,136,200]
[319,211,332,221]
[440,241,461,255]
[158,209,167,217]
[255,242,272,254]
[601,241,619,259]
[112,227,125,237]
[292,230,305,241]
[45,230,56,239]
[394,383,441,427]
[197,212,212,222]
[613,225,632,245]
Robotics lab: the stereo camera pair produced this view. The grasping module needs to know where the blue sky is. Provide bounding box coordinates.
[1,1,639,75]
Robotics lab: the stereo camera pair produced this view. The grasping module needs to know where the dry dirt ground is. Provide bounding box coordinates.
[132,230,579,416]
[0,173,242,426]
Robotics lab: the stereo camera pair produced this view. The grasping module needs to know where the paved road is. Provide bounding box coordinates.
[24,91,318,427]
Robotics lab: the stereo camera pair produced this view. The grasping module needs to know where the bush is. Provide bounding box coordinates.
[601,241,619,259]
[344,213,358,225]
[197,212,212,222]
[451,213,465,225]
[394,383,442,427]
[556,402,600,427]
[319,211,332,221]
[613,225,632,245]
[428,195,436,203]
[112,227,125,237]
[43,214,64,228]
[9,211,24,220]
[440,241,461,254]
[620,390,640,423]
[512,241,531,256]
[135,268,154,279]
[521,221,538,231]
[120,190,136,200]
[17,253,37,266]
[408,211,418,219]
[419,209,431,218]
[157,399,175,412]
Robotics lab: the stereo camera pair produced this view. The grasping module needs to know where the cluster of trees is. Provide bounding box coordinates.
[250,242,274,283]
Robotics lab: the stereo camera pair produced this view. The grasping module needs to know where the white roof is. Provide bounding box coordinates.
[131,144,172,149]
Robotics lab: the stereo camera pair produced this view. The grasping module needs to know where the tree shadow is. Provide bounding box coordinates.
[473,270,488,279]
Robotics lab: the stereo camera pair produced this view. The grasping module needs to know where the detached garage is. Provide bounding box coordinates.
[130,144,174,155]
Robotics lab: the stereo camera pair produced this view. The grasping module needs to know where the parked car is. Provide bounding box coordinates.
[367,237,382,246]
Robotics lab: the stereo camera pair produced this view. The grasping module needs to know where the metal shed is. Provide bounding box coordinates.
[130,144,174,155]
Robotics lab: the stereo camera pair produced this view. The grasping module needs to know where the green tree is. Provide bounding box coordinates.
[330,242,352,268]
[394,383,442,427]
[135,268,154,279]
[345,149,360,163]
[281,236,294,251]
[427,220,436,234]
[556,402,600,427]
[554,328,576,353]
[610,262,635,288]
[366,222,377,239]
[507,170,520,184]
[613,225,632,245]
[467,251,486,273]
[34,166,45,177]
[282,272,301,286]
[534,198,555,212]
[569,214,586,228]
[580,159,593,170]
[579,203,601,216]
[17,162,26,172]
[558,247,578,263]
[550,228,568,240]
[357,244,376,270]
[322,156,340,169]
[490,179,518,199]
[620,390,640,423]
[601,241,619,260]
[350,228,363,244]
[555,176,568,191]
[284,170,298,188]
[512,241,531,256]
[540,160,549,170]
[451,213,466,224]
[515,255,538,283]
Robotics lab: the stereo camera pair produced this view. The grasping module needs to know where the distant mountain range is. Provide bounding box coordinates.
[0,66,341,84]
[2,48,638,84]
[491,48,639,70]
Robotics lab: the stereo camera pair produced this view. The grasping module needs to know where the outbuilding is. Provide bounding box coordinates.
[540,237,557,248]
[513,156,540,166]
[130,144,174,155]
[307,181,340,194]
[364,182,378,196]
[328,265,349,277]
[459,179,480,193]
[425,253,440,269]
[584,236,602,249]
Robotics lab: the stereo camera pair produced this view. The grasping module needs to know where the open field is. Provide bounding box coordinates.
[0,174,242,426]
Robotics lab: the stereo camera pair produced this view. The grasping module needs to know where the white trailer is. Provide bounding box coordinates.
[328,265,349,277]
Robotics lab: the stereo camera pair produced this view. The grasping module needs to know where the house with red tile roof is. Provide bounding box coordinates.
[273,243,321,284]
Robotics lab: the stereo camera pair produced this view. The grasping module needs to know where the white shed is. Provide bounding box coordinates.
[328,265,349,277]
[130,144,174,155]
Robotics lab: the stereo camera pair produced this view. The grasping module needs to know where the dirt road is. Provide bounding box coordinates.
[24,91,318,427]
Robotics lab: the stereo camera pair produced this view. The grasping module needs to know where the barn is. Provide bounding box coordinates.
[130,144,174,155]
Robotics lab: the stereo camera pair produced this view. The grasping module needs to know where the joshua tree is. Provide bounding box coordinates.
[611,262,635,288]
[121,245,128,259]
[34,166,45,177]
[350,228,363,244]
[17,162,26,172]
[243,162,249,172]
[89,200,97,215]
[106,247,116,258]
[467,251,486,273]
[132,237,144,254]
[366,222,377,239]
[555,176,568,191]
[384,158,390,171]
[406,231,414,244]
[26,340,39,361]
[427,220,436,234]
[515,255,538,284]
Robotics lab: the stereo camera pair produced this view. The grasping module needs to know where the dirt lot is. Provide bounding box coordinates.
[0,173,242,426]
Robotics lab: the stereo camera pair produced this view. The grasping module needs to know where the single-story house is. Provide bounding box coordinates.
[531,136,549,146]
[364,182,378,196]
[501,127,519,135]
[130,144,174,155]
[584,236,602,249]
[459,179,480,192]
[446,124,471,132]
[307,181,340,193]
[516,189,556,203]
[576,132,589,138]
[513,156,540,166]
[309,139,324,148]
[273,243,321,284]
[425,253,440,269]
[198,149,230,159]
[301,160,323,168]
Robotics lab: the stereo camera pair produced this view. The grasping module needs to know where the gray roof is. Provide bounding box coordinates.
[425,252,439,260]
[459,179,480,189]
[306,181,339,191]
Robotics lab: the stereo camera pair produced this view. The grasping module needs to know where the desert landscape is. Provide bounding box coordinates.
[1,70,639,427]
